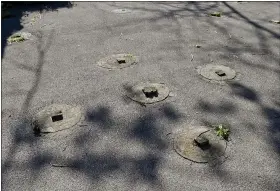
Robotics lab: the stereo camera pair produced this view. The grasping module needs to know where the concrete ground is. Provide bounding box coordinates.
[1,2,280,191]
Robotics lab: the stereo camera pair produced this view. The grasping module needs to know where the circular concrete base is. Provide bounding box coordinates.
[126,82,170,104]
[174,126,227,163]
[97,53,138,69]
[32,104,82,133]
[112,9,132,14]
[197,64,236,82]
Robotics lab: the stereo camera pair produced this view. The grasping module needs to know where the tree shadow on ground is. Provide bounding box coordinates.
[228,82,280,154]
[3,101,182,190]
[229,82,259,102]
[2,4,71,183]
[1,2,73,59]
[2,28,55,187]
[129,113,168,151]
[61,104,181,190]
[101,2,279,74]
[174,1,280,164]
[2,1,279,189]
[198,81,280,160]
[73,103,182,189]
[86,106,114,130]
[222,2,280,39]
[196,99,236,114]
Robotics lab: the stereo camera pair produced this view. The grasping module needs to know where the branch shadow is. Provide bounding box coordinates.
[2,29,55,187]
[229,82,259,102]
[222,2,280,39]
[129,113,168,151]
[197,81,280,170]
[47,104,182,189]
[2,1,279,189]
[86,106,115,130]
[229,82,280,157]
[196,99,236,114]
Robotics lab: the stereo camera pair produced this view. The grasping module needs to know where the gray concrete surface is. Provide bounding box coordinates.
[1,2,280,191]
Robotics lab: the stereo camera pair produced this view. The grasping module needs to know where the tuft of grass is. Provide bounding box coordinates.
[125,53,134,57]
[210,12,221,17]
[213,124,230,140]
[124,54,135,60]
[7,34,26,44]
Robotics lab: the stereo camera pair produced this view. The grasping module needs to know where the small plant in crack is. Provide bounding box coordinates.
[210,12,222,17]
[213,124,230,140]
[124,54,136,63]
[7,34,26,44]
[125,54,134,58]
